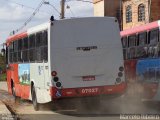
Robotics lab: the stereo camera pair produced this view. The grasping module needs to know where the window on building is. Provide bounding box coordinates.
[126,5,132,23]
[138,4,145,22]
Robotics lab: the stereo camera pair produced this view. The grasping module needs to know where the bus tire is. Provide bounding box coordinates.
[11,82,19,103]
[31,85,39,111]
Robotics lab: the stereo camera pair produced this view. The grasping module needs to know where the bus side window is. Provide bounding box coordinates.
[138,32,147,46]
[149,29,158,45]
[22,37,29,62]
[137,32,148,58]
[159,29,160,42]
[121,37,128,60]
[29,34,36,62]
[148,29,159,57]
[43,30,48,62]
[36,32,43,62]
[6,46,8,64]
[128,35,136,47]
[13,41,18,62]
[18,39,22,62]
[121,37,128,48]
[36,32,43,47]
[128,34,136,59]
[9,42,13,63]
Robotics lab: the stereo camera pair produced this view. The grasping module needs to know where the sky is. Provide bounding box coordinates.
[0,0,93,45]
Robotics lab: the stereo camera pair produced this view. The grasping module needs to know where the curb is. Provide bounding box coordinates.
[0,101,11,114]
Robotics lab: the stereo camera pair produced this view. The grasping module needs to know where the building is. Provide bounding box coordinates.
[93,0,160,30]
[93,0,122,29]
[123,0,160,30]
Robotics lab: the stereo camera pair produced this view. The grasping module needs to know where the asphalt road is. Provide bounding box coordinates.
[1,82,160,120]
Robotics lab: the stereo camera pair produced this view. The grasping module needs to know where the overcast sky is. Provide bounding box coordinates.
[0,0,93,45]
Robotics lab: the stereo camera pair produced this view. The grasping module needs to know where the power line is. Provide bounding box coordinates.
[43,2,61,15]
[2,0,50,15]
[61,0,93,19]
[66,4,75,17]
[11,0,46,35]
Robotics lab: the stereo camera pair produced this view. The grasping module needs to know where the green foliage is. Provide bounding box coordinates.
[0,54,5,67]
[0,54,6,81]
[0,74,6,81]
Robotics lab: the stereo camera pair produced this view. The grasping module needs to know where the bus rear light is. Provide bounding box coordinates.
[119,66,124,72]
[118,72,123,77]
[56,82,62,88]
[53,77,59,82]
[51,71,57,76]
[116,78,121,83]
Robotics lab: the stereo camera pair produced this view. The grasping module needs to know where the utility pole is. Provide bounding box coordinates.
[60,0,65,19]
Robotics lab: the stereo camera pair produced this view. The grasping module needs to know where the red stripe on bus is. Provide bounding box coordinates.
[50,82,127,99]
[6,32,28,44]
[6,63,30,99]
[120,21,159,37]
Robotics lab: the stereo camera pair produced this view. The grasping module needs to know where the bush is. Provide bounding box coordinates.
[0,73,6,81]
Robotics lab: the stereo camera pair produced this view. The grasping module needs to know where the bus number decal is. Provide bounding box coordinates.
[81,88,98,94]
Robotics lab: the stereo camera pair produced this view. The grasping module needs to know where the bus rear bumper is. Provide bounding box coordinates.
[50,82,127,99]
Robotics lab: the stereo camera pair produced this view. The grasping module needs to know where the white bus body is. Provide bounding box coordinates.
[6,17,126,109]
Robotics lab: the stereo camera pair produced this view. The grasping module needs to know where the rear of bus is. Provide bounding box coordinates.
[50,17,126,100]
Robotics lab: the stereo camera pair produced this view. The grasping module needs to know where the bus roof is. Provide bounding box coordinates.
[6,32,27,44]
[120,20,160,37]
[6,22,50,44]
[6,17,117,44]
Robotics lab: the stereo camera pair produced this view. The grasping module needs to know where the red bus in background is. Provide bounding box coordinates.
[121,20,160,101]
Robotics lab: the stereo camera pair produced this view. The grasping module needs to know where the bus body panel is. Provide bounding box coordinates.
[6,17,126,104]
[50,18,125,93]
[30,63,45,88]
[136,59,160,100]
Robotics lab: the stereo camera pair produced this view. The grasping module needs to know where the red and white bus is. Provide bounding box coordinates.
[5,17,126,110]
[121,20,160,101]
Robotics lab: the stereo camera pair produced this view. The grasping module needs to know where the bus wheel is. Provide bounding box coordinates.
[31,85,39,111]
[11,82,19,103]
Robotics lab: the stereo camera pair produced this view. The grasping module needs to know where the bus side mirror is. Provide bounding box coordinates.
[1,48,6,56]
